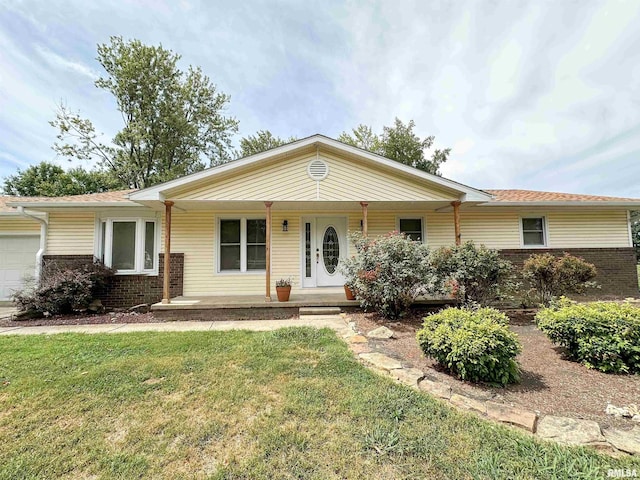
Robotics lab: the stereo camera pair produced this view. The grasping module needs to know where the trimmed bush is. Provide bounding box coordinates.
[430,241,517,306]
[522,252,597,306]
[536,298,640,373]
[13,259,114,317]
[416,307,521,385]
[339,232,443,319]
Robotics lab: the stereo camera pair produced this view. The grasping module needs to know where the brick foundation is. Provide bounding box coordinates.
[42,254,184,309]
[500,248,639,299]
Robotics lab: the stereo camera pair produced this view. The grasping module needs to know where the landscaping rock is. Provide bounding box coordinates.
[486,401,537,432]
[87,299,103,313]
[347,335,368,344]
[603,426,640,455]
[418,379,452,400]
[450,393,487,415]
[536,416,606,446]
[359,353,403,371]
[606,403,638,418]
[632,415,640,423]
[390,368,424,388]
[348,343,372,355]
[367,326,394,339]
[129,303,150,314]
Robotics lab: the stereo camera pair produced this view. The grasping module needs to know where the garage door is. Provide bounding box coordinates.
[0,235,40,301]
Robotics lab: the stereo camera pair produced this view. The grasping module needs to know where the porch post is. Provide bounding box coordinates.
[265,201,273,302]
[451,200,461,246]
[162,200,174,304]
[360,202,369,237]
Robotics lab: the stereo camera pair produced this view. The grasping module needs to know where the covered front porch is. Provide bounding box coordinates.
[154,199,465,305]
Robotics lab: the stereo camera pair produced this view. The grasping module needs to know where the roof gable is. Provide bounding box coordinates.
[129,135,492,202]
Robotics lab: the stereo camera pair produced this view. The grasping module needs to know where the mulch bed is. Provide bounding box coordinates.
[0,311,158,328]
[350,309,640,429]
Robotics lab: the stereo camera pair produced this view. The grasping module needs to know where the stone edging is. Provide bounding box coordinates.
[338,317,639,457]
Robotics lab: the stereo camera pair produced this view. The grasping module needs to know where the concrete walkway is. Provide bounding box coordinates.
[0,316,349,336]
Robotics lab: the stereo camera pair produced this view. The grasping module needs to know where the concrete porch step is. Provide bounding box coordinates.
[299,306,342,316]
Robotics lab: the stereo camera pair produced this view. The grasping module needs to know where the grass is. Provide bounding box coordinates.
[0,328,638,479]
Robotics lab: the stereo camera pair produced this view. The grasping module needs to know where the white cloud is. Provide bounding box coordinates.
[35,45,98,80]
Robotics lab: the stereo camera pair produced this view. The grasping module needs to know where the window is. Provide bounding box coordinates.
[399,218,423,242]
[97,218,158,273]
[218,218,266,272]
[521,217,546,246]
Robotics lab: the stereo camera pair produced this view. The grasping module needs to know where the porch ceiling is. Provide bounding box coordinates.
[135,199,466,212]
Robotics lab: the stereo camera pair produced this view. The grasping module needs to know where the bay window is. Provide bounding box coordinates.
[97,218,158,274]
[218,217,266,272]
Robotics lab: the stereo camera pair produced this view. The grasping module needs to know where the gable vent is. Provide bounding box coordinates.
[307,159,329,181]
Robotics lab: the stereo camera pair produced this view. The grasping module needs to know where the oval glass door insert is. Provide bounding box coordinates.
[322,226,339,274]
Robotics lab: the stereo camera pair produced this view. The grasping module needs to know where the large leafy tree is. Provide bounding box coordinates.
[237,130,297,157]
[2,162,121,197]
[51,36,238,189]
[338,118,450,175]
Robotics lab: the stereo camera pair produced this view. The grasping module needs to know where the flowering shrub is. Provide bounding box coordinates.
[523,253,597,306]
[416,307,521,385]
[13,259,114,317]
[430,242,517,306]
[536,298,640,373]
[339,231,443,319]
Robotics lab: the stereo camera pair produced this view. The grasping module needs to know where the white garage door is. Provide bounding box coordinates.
[0,235,40,301]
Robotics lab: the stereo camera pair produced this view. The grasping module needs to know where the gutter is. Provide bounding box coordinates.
[17,207,48,280]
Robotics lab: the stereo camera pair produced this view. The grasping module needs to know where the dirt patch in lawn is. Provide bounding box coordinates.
[350,310,640,429]
[0,311,159,328]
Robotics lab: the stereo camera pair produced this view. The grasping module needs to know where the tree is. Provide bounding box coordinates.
[238,130,297,157]
[51,36,238,189]
[338,118,450,175]
[2,162,121,197]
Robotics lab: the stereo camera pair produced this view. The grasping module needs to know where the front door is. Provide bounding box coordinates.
[301,217,347,287]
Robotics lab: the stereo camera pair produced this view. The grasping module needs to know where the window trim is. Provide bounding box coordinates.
[95,216,160,275]
[215,216,268,274]
[519,215,548,248]
[396,216,426,243]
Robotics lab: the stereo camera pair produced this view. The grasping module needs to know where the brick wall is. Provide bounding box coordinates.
[42,254,184,309]
[500,247,639,298]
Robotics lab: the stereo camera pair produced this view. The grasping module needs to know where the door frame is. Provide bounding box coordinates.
[299,215,349,288]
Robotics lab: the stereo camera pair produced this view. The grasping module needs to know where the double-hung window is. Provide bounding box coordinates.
[97,218,158,274]
[521,217,547,247]
[399,218,424,242]
[218,218,266,272]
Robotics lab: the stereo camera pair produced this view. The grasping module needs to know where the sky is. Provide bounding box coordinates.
[1,0,639,196]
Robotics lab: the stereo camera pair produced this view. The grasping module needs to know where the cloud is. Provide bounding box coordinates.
[0,0,639,197]
[34,45,98,80]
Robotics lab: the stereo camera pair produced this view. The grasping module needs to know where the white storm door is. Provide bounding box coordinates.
[315,217,347,287]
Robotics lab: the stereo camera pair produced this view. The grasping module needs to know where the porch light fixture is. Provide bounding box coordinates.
[282,220,288,232]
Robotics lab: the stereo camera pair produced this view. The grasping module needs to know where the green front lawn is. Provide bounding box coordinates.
[0,328,637,479]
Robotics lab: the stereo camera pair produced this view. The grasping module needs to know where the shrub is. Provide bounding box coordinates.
[536,298,640,373]
[522,253,597,306]
[416,307,521,385]
[339,231,443,319]
[13,259,114,317]
[430,242,517,306]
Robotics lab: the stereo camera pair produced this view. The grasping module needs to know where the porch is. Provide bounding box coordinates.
[150,292,455,321]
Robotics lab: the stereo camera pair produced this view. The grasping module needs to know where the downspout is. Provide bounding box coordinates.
[17,207,48,280]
